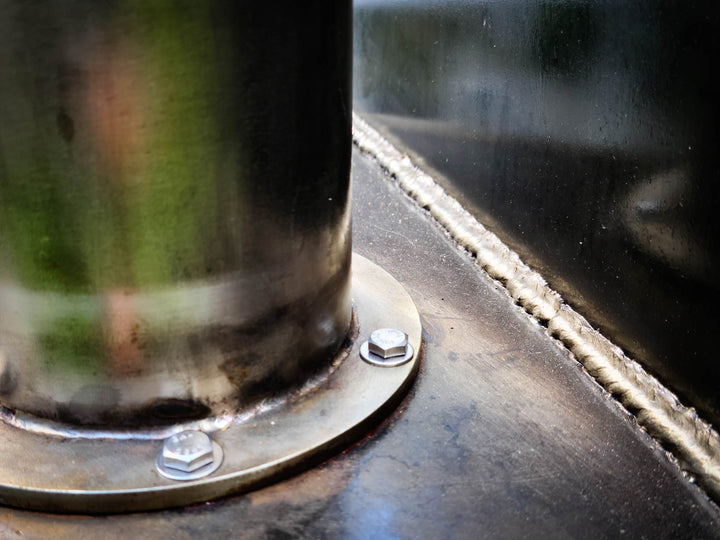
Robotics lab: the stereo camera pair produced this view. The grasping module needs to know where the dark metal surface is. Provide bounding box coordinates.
[1,149,717,537]
[353,0,720,426]
[0,1,352,425]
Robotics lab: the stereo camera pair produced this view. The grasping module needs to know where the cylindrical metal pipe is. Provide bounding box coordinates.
[0,2,352,426]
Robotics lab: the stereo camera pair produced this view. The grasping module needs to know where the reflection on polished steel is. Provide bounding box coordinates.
[353,0,720,426]
[0,255,422,513]
[0,2,352,425]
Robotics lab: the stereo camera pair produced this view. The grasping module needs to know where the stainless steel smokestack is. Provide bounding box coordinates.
[0,2,352,425]
[0,1,421,513]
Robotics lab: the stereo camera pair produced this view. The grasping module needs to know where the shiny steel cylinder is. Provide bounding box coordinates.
[0,2,352,426]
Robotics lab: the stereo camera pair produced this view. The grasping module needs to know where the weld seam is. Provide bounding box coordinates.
[352,112,720,502]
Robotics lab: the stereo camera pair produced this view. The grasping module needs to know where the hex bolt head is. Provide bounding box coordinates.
[368,328,409,359]
[162,430,215,473]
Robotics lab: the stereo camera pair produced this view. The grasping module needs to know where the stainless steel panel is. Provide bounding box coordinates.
[353,0,720,425]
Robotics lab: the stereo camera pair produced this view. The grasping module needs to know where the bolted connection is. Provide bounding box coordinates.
[368,328,409,359]
[162,430,215,473]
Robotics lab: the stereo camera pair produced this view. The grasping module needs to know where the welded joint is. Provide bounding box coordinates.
[352,112,720,503]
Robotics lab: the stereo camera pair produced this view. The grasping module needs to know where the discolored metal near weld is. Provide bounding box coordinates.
[0,261,353,428]
[0,316,357,442]
[352,112,720,503]
[0,0,354,430]
[0,254,421,513]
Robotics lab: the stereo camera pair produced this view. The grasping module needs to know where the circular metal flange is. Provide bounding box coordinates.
[0,254,421,513]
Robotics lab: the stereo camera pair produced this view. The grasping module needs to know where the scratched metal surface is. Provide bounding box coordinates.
[1,149,718,538]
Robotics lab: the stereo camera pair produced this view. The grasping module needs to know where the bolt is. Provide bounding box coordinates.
[162,430,215,473]
[368,328,408,359]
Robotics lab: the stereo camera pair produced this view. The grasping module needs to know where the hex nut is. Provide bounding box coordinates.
[162,430,215,473]
[368,328,409,359]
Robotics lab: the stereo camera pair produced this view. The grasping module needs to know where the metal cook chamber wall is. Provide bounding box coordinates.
[353,0,720,426]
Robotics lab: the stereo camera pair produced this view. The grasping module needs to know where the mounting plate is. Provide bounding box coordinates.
[0,254,421,513]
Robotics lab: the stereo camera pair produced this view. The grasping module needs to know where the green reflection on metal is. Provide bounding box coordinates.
[0,2,241,374]
[0,1,235,293]
[39,315,103,376]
